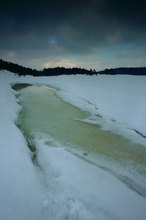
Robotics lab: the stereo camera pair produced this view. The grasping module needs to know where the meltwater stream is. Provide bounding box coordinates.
[15,84,146,197]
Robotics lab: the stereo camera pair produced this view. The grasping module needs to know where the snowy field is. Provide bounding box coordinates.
[0,70,146,220]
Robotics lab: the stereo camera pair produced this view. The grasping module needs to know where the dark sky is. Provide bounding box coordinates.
[0,0,146,70]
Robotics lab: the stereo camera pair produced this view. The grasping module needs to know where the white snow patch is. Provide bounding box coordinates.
[35,136,146,220]
[0,71,146,219]
[8,72,146,145]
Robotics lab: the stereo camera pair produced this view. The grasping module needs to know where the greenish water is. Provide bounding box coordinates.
[16,84,146,195]
[16,84,146,197]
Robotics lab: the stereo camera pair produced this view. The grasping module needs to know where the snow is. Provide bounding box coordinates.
[0,70,146,220]
[43,75,146,145]
[8,72,146,145]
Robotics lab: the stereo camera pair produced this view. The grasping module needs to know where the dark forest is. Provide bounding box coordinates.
[0,59,146,76]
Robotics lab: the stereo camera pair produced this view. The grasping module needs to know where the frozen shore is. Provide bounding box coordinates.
[7,71,146,145]
[0,71,146,220]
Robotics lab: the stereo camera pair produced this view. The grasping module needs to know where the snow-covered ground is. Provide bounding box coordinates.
[0,71,146,220]
[6,71,146,145]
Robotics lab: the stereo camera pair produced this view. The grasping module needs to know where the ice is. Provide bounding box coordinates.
[8,72,146,145]
[34,136,146,220]
[0,71,146,219]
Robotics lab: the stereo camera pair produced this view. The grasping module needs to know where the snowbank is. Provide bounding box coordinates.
[0,73,46,219]
[8,71,146,145]
[0,71,146,220]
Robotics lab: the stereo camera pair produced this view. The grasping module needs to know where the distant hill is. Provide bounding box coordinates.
[0,59,40,76]
[0,59,146,76]
[97,67,146,75]
[0,59,96,76]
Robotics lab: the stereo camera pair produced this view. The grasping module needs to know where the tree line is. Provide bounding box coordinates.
[0,59,97,76]
[0,59,146,76]
[0,59,40,76]
[98,67,146,75]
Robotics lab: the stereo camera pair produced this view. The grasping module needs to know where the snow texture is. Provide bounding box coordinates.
[0,71,146,220]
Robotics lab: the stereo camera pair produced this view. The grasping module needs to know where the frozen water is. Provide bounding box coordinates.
[0,71,146,219]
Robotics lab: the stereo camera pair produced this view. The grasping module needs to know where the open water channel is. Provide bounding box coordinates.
[14,84,146,197]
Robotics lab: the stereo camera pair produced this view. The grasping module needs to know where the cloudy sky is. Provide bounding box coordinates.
[0,0,146,70]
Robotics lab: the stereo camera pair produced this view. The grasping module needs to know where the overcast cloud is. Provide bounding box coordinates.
[0,0,146,70]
